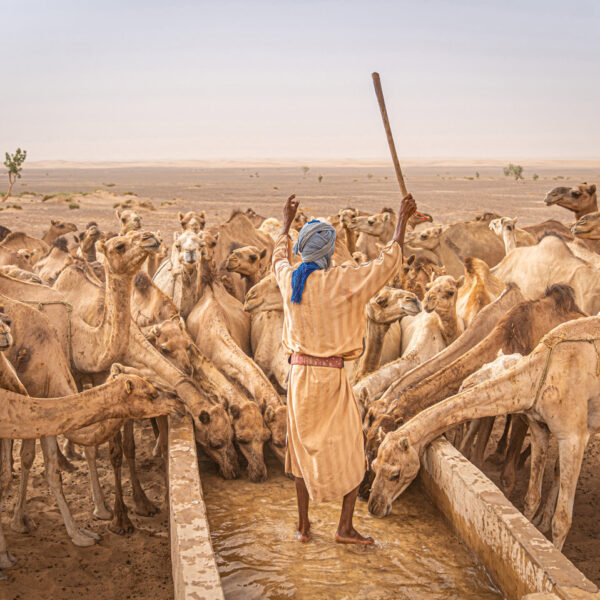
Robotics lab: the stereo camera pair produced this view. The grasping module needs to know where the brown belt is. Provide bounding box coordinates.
[290,353,344,368]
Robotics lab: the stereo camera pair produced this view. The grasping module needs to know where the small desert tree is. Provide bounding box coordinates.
[302,166,310,177]
[3,148,27,201]
[503,163,523,181]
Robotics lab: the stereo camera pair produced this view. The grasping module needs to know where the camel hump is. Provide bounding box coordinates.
[463,256,490,277]
[543,284,584,316]
[2,231,29,243]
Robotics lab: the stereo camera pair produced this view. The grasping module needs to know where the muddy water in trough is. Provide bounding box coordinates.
[199,456,502,600]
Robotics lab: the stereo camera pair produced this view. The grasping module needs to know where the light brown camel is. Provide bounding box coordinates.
[455,256,504,328]
[244,207,266,227]
[243,272,289,393]
[492,233,600,315]
[395,254,445,300]
[406,219,506,278]
[34,237,79,283]
[369,316,600,551]
[225,245,268,295]
[258,218,298,244]
[42,219,77,244]
[132,272,179,328]
[178,210,206,233]
[0,246,30,270]
[353,275,462,415]
[153,230,204,318]
[0,265,43,284]
[186,240,287,461]
[116,207,142,234]
[76,222,103,263]
[0,232,49,264]
[144,319,270,482]
[367,284,585,492]
[354,288,421,381]
[489,217,536,253]
[522,219,574,242]
[544,183,597,220]
[346,210,396,259]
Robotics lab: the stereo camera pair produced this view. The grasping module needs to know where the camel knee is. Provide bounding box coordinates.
[551,509,572,550]
[109,433,123,469]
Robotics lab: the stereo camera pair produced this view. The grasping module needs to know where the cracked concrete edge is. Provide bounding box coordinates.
[168,414,225,600]
[420,437,600,600]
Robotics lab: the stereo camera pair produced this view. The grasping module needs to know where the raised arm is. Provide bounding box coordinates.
[272,194,299,281]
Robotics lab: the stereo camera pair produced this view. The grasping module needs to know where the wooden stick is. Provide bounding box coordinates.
[372,72,408,197]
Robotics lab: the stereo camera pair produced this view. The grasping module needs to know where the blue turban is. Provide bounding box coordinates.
[291,219,336,304]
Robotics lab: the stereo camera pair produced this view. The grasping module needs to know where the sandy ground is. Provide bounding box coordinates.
[1,161,600,596]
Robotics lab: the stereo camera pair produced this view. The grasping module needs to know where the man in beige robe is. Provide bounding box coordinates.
[272,193,417,544]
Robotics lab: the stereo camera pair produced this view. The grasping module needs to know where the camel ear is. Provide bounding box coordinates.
[264,405,275,423]
[260,248,267,259]
[398,436,409,452]
[125,379,133,394]
[199,410,211,425]
[115,207,122,219]
[96,240,106,256]
[382,212,391,222]
[513,217,518,224]
[110,364,124,377]
[456,276,464,289]
[230,405,240,420]
[587,184,597,194]
[200,211,206,218]
[51,219,59,226]
[407,254,416,266]
[178,212,184,223]
[213,231,219,241]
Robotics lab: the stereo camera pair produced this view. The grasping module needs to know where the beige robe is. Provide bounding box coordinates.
[273,234,402,502]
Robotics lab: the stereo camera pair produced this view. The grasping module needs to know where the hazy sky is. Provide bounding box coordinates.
[2,0,599,161]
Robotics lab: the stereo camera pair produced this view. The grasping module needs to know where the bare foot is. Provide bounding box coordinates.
[335,527,374,546]
[297,521,311,543]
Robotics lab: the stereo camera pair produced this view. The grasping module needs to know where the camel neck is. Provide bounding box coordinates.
[359,320,390,377]
[197,258,216,299]
[343,226,357,254]
[575,199,598,220]
[435,305,461,345]
[502,230,517,254]
[178,265,199,319]
[100,270,133,357]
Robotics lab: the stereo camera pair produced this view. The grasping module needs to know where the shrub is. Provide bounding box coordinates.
[503,163,524,181]
[68,202,80,209]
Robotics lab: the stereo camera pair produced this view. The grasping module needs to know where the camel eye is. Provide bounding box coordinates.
[115,242,126,252]
[420,233,427,239]
[446,290,455,297]
[121,218,127,223]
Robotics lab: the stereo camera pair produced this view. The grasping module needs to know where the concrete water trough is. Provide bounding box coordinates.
[168,415,599,600]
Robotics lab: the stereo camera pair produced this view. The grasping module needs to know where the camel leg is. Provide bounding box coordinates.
[500,416,529,495]
[458,420,479,458]
[62,438,84,461]
[151,418,162,457]
[523,420,550,521]
[534,457,560,532]
[11,439,37,533]
[39,437,101,546]
[0,440,17,570]
[123,420,158,516]
[551,434,588,550]
[56,442,77,473]
[108,430,134,535]
[471,417,494,468]
[83,445,111,520]
[488,415,512,465]
[156,416,169,509]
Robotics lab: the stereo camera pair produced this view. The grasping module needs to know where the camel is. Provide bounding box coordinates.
[492,233,600,315]
[34,237,79,283]
[145,318,270,481]
[225,245,268,295]
[132,272,179,328]
[153,230,204,318]
[178,210,205,233]
[0,232,49,264]
[455,257,504,328]
[406,219,506,278]
[489,217,536,254]
[371,285,585,491]
[243,207,266,227]
[544,183,597,220]
[0,246,30,270]
[353,275,462,415]
[76,222,103,263]
[369,316,600,551]
[346,210,396,259]
[258,218,299,244]
[522,220,574,242]
[395,254,445,300]
[354,287,421,380]
[116,207,142,234]
[0,265,43,284]
[42,219,77,244]
[208,211,274,301]
[572,211,600,242]
[186,239,287,461]
[244,273,289,393]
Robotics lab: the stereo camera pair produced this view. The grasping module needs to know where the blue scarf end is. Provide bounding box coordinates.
[291,261,321,304]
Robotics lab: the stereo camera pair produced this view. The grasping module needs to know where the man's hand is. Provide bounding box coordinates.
[281,194,300,235]
[393,193,418,247]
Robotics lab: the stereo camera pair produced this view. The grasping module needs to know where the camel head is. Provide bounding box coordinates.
[115,207,142,234]
[229,401,271,483]
[173,230,203,269]
[572,211,600,240]
[96,231,161,276]
[424,275,458,314]
[244,273,283,313]
[16,248,38,266]
[368,431,420,517]
[77,222,103,253]
[145,318,194,377]
[108,364,185,419]
[338,207,359,228]
[406,224,444,251]
[399,255,445,300]
[49,218,77,237]
[178,211,206,233]
[264,404,287,462]
[544,183,597,217]
[347,211,394,237]
[407,211,433,231]
[292,209,309,231]
[489,216,517,237]
[198,231,219,262]
[225,245,266,277]
[367,287,421,325]
[0,310,13,351]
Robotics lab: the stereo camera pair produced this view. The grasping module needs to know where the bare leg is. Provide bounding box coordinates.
[471,417,494,468]
[83,445,111,520]
[11,439,37,533]
[0,439,17,570]
[39,437,100,546]
[335,485,374,545]
[489,415,512,464]
[108,430,134,535]
[294,477,310,542]
[123,420,158,516]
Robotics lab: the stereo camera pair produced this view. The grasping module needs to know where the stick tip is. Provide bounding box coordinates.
[372,71,380,79]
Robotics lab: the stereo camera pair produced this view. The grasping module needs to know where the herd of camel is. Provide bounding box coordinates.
[0,180,598,574]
